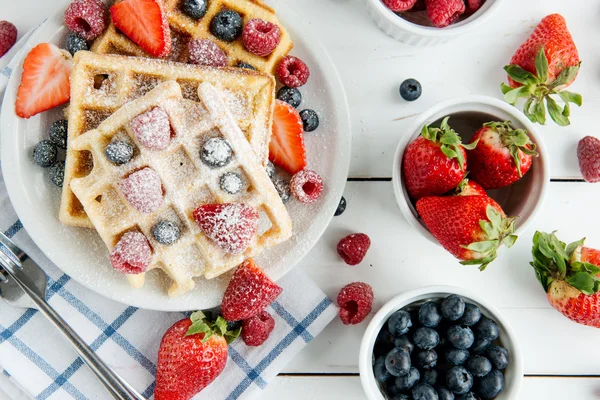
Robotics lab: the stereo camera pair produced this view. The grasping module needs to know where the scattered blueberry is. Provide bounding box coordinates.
[394,335,414,355]
[456,392,480,400]
[419,301,442,328]
[395,366,420,391]
[385,348,411,377]
[266,161,275,178]
[237,61,256,70]
[446,366,473,395]
[388,310,412,336]
[437,386,455,400]
[299,109,319,132]
[470,339,492,355]
[414,349,437,369]
[441,295,466,321]
[182,0,207,19]
[105,141,133,165]
[412,382,439,400]
[334,196,347,216]
[445,348,470,366]
[272,178,291,203]
[459,303,482,326]
[400,78,422,102]
[422,368,438,386]
[65,32,88,56]
[447,326,474,350]
[33,140,57,167]
[210,9,242,42]
[476,318,499,341]
[276,86,302,108]
[220,172,244,194]
[152,221,180,245]
[49,161,65,187]
[374,356,391,383]
[486,346,508,370]
[201,137,232,168]
[466,355,492,378]
[413,327,440,350]
[478,370,504,399]
[49,119,68,149]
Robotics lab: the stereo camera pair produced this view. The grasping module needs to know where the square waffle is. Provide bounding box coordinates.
[60,50,275,228]
[91,0,293,74]
[69,80,292,297]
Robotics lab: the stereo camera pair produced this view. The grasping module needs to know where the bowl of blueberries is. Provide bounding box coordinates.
[359,286,523,400]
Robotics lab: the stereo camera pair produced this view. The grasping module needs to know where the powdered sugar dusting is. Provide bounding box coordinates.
[188,38,228,67]
[119,167,164,213]
[109,231,152,274]
[130,107,171,150]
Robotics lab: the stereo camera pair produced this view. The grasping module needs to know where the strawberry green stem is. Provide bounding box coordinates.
[420,116,478,170]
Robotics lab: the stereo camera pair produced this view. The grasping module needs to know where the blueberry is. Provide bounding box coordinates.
[470,339,492,355]
[392,395,410,400]
[476,318,499,341]
[373,356,391,383]
[414,349,437,369]
[237,62,256,70]
[387,380,402,396]
[447,326,474,350]
[437,386,455,400]
[395,366,420,391]
[105,141,133,165]
[388,310,412,336]
[446,366,473,395]
[299,109,319,132]
[276,86,302,108]
[466,355,492,378]
[265,161,275,178]
[478,370,504,399]
[393,334,414,354]
[445,348,470,366]
[334,196,347,216]
[210,10,242,42]
[486,346,508,370]
[375,328,395,358]
[412,383,439,400]
[385,348,411,377]
[182,0,207,19]
[201,137,232,168]
[220,172,243,194]
[399,78,422,102]
[456,392,480,400]
[48,119,69,149]
[152,221,180,245]
[65,32,88,56]
[272,178,291,203]
[33,140,57,167]
[49,161,65,187]
[226,320,242,331]
[459,303,482,326]
[422,368,438,386]
[419,301,442,328]
[413,327,439,350]
[441,295,465,321]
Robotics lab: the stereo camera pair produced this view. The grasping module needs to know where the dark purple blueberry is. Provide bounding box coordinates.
[385,348,411,377]
[476,318,499,341]
[412,382,439,400]
[49,161,65,187]
[471,339,492,355]
[300,109,319,132]
[33,140,57,167]
[486,346,509,370]
[422,368,438,386]
[419,301,442,328]
[373,356,391,383]
[413,327,440,350]
[201,137,232,168]
[414,349,437,369]
[459,303,482,326]
[441,295,465,321]
[400,78,422,102]
[334,196,347,216]
[388,310,412,336]
[49,119,68,149]
[447,326,474,350]
[220,172,243,194]
[237,61,256,70]
[182,0,207,19]
[65,32,88,56]
[277,86,302,108]
[437,386,455,400]
[395,366,420,391]
[466,355,492,378]
[394,334,414,354]
[478,370,504,399]
[152,221,180,245]
[105,141,133,165]
[446,366,473,395]
[445,348,470,366]
[210,9,242,42]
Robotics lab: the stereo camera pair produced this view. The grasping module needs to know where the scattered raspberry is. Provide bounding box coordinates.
[221,259,283,321]
[337,282,374,325]
[130,107,171,150]
[382,0,417,12]
[64,0,108,40]
[241,311,275,346]
[193,203,259,254]
[276,56,310,88]
[188,38,228,67]
[425,0,465,28]
[337,233,371,266]
[577,136,600,183]
[464,0,484,14]
[0,21,17,58]
[290,169,323,204]
[109,231,152,274]
[120,167,164,213]
[242,19,281,57]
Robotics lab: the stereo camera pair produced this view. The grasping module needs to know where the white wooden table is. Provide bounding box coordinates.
[3,0,600,398]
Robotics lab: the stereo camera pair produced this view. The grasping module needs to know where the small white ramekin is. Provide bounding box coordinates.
[359,286,524,400]
[363,0,505,46]
[392,95,550,245]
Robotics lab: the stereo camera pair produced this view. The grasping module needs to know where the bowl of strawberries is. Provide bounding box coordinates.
[392,95,550,271]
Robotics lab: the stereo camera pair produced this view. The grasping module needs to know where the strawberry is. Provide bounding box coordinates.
[221,259,282,321]
[502,14,582,126]
[15,43,72,119]
[416,195,518,270]
[467,121,538,189]
[110,0,171,58]
[530,231,600,328]
[269,100,307,175]
[155,311,240,400]
[403,117,476,200]
[453,177,486,197]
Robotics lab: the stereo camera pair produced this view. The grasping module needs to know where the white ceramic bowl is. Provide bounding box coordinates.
[359,286,524,399]
[364,0,505,45]
[392,95,550,245]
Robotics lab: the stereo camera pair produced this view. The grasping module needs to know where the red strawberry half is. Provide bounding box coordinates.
[269,100,307,175]
[15,43,73,119]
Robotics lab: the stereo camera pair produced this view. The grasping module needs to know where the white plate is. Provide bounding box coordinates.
[0,0,351,311]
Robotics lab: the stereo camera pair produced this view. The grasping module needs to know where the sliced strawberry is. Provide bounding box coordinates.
[269,100,307,175]
[15,43,72,119]
[110,0,171,58]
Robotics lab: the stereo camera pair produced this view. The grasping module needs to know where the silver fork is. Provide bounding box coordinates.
[0,230,146,400]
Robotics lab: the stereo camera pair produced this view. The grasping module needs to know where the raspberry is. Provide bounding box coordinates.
[241,311,275,346]
[109,231,152,274]
[276,56,310,88]
[337,233,371,266]
[382,0,417,12]
[130,107,171,150]
[188,38,228,67]
[120,167,164,213]
[242,19,281,57]
[337,282,374,325]
[577,136,600,183]
[464,0,484,14]
[0,21,17,58]
[64,0,108,40]
[425,0,465,28]
[290,169,323,204]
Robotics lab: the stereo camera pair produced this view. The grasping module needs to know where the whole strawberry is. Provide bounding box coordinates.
[502,14,582,126]
[467,121,538,189]
[453,177,487,197]
[155,311,241,400]
[403,117,476,200]
[577,136,600,183]
[416,195,518,270]
[530,231,600,328]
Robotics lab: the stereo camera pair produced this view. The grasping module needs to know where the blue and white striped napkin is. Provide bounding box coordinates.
[0,29,338,400]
